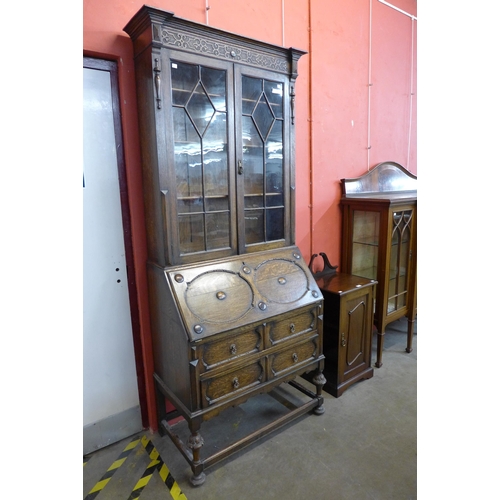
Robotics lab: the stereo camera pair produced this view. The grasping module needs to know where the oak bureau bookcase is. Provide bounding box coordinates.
[124,5,326,485]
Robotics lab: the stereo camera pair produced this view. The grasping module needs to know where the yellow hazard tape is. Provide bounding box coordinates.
[84,434,189,500]
[84,437,141,500]
[126,435,188,500]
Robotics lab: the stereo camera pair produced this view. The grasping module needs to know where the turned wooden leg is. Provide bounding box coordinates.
[312,370,326,415]
[187,421,206,486]
[375,328,384,368]
[406,318,415,353]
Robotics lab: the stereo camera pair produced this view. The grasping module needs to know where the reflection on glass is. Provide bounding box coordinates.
[242,76,261,114]
[171,62,198,105]
[241,75,284,245]
[245,210,264,244]
[254,96,274,138]
[351,210,380,279]
[266,208,284,240]
[352,243,378,280]
[206,212,230,250]
[264,80,283,119]
[171,60,230,254]
[201,66,227,112]
[179,214,204,254]
[204,112,228,210]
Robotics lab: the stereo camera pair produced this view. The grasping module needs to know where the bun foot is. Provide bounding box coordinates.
[190,471,206,486]
[313,403,325,415]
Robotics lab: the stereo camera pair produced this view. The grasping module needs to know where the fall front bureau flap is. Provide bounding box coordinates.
[162,246,323,341]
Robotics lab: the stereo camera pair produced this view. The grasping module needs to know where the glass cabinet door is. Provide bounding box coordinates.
[170,59,232,256]
[238,70,288,248]
[351,210,380,281]
[387,209,414,314]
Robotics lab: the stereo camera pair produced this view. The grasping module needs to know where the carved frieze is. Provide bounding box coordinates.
[157,26,289,73]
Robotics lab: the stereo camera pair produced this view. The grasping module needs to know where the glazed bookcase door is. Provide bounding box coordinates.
[164,52,237,264]
[387,207,414,317]
[235,65,291,254]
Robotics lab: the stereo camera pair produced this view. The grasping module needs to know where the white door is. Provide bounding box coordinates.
[83,59,142,454]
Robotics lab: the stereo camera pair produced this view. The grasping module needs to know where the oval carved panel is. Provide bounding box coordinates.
[185,270,253,323]
[254,259,308,303]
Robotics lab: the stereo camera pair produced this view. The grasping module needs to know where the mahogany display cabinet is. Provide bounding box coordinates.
[340,161,417,368]
[124,6,326,486]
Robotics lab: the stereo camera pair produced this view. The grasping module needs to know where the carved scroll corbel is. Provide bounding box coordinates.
[154,57,162,109]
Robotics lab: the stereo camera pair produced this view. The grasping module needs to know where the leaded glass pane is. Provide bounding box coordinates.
[266,120,283,206]
[203,111,228,206]
[179,214,204,254]
[201,66,226,112]
[266,208,284,241]
[186,83,214,136]
[253,95,274,139]
[242,75,261,114]
[264,80,283,119]
[243,116,264,208]
[244,209,264,244]
[171,61,198,105]
[206,212,230,250]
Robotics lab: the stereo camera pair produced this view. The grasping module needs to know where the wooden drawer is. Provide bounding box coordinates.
[197,327,262,371]
[200,360,265,407]
[268,308,316,346]
[269,336,319,378]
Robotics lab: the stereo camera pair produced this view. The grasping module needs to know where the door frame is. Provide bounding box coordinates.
[83,56,147,427]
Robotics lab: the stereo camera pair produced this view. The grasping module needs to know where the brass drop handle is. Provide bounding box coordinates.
[292,353,298,363]
[229,344,237,355]
[232,377,240,389]
[238,160,243,175]
[289,323,295,333]
[341,333,346,347]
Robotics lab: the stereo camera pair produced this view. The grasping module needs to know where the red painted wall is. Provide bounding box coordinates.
[83,0,417,429]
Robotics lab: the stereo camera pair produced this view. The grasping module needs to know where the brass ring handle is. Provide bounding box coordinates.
[289,323,295,333]
[232,377,240,389]
[292,353,298,363]
[229,344,237,355]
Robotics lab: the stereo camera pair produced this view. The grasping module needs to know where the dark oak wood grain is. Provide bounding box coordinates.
[124,6,324,486]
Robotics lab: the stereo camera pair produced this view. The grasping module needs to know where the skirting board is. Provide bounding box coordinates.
[83,405,143,455]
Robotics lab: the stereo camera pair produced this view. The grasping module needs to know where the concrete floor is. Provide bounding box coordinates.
[83,318,417,500]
